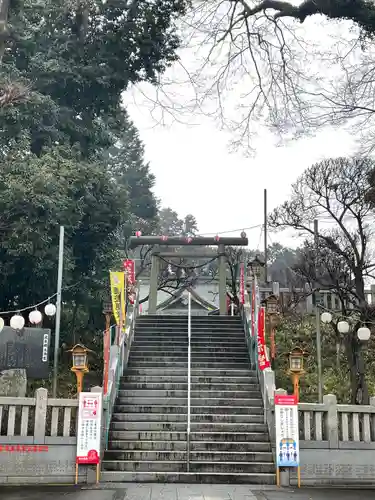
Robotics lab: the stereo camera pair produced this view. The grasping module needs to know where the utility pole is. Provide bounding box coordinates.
[52,225,64,398]
[264,188,268,283]
[314,219,323,403]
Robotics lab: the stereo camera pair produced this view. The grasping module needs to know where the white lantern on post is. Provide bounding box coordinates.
[44,303,56,317]
[337,321,350,334]
[357,327,371,342]
[29,309,42,325]
[321,312,332,324]
[10,314,25,331]
[0,317,4,333]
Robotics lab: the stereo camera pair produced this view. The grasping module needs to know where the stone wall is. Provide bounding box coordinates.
[0,443,88,484]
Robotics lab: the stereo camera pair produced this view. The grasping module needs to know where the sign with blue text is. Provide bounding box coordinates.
[275,394,300,467]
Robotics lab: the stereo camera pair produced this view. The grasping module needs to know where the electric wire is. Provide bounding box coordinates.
[0,280,83,316]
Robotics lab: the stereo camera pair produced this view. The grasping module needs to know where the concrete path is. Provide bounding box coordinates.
[0,485,373,500]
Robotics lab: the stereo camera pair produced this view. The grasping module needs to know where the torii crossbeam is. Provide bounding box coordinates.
[130,235,248,314]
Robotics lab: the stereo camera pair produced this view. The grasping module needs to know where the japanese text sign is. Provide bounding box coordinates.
[275,394,300,468]
[76,392,102,465]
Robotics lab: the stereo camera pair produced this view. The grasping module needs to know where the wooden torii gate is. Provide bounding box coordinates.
[128,235,248,315]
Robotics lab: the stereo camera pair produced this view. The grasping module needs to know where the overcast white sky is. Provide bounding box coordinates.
[124,9,357,251]
[126,102,355,249]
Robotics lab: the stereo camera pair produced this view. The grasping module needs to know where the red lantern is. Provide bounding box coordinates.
[214,235,220,242]
[135,231,142,237]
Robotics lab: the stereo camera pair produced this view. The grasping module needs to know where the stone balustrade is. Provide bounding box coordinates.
[299,394,375,447]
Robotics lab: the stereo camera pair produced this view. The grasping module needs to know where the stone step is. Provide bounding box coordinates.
[102,460,186,472]
[128,361,188,368]
[131,346,248,353]
[190,432,269,442]
[133,335,244,341]
[100,471,276,484]
[136,325,243,330]
[126,368,258,377]
[109,430,187,441]
[104,450,187,461]
[111,413,264,423]
[133,339,245,347]
[117,397,262,406]
[127,361,250,369]
[122,375,258,384]
[117,389,261,399]
[111,421,188,431]
[137,316,241,322]
[123,375,188,383]
[113,405,264,415]
[102,460,274,474]
[129,356,188,363]
[191,354,249,360]
[189,462,275,474]
[191,441,272,452]
[131,346,188,352]
[110,422,267,432]
[112,413,187,422]
[107,440,187,451]
[126,368,188,376]
[104,449,272,462]
[119,382,259,391]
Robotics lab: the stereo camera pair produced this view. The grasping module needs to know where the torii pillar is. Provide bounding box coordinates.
[129,235,248,315]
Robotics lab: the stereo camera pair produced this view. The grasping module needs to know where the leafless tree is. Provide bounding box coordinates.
[129,0,375,153]
[269,156,375,403]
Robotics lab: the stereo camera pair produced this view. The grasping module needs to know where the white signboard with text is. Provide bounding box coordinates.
[275,394,300,467]
[76,392,102,465]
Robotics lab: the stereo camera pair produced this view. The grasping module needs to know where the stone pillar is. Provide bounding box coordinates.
[324,394,339,448]
[218,244,227,315]
[148,252,159,314]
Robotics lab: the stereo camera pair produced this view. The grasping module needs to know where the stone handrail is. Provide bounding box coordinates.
[241,291,276,441]
[298,394,375,448]
[0,387,78,444]
[103,286,140,447]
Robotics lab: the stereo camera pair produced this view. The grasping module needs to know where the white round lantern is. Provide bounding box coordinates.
[321,312,332,324]
[29,309,42,325]
[10,314,25,331]
[44,303,56,317]
[337,320,350,334]
[0,317,4,333]
[357,327,371,342]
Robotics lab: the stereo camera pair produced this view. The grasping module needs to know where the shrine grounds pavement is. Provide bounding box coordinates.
[0,484,374,500]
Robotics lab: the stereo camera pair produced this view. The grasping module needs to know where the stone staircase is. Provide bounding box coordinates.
[102,315,275,484]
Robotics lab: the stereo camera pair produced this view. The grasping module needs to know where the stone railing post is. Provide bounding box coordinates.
[324,394,339,448]
[34,387,48,444]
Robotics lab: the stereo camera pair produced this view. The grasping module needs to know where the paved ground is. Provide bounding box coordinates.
[0,485,373,500]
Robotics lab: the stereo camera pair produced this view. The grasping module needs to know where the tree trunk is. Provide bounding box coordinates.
[344,330,370,404]
[0,0,10,64]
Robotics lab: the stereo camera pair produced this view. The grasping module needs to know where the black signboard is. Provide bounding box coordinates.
[0,327,51,378]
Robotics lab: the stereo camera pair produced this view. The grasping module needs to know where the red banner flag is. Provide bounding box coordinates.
[123,259,135,284]
[240,263,245,305]
[251,280,255,337]
[257,307,270,371]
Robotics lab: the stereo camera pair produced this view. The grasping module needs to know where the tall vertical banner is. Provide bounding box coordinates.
[76,392,102,465]
[257,307,270,370]
[109,271,125,326]
[275,394,300,468]
[239,263,245,305]
[123,259,135,285]
[251,279,255,337]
